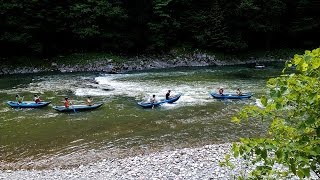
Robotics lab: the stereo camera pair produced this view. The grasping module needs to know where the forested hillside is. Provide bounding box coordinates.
[1,0,320,57]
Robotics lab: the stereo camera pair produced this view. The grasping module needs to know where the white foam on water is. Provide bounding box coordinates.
[74,73,216,107]
[255,99,265,108]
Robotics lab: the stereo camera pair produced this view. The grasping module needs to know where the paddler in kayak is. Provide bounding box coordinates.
[236,88,242,96]
[64,97,71,108]
[150,94,157,103]
[165,90,171,100]
[15,94,24,104]
[85,96,93,106]
[34,94,41,103]
[218,87,224,95]
[149,94,157,109]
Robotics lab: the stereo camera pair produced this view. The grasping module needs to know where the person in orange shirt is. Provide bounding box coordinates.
[64,97,70,108]
[34,94,41,103]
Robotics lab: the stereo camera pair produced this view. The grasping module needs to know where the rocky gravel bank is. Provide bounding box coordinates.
[0,53,284,75]
[1,143,315,180]
[0,144,237,180]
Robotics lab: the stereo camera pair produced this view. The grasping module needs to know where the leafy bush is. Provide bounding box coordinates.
[227,48,320,179]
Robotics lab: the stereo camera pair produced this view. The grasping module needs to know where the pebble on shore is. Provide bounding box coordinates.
[1,143,316,180]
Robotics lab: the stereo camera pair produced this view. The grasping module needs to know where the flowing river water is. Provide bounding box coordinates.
[0,63,283,170]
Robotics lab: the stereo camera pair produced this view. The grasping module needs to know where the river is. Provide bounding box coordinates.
[0,63,283,170]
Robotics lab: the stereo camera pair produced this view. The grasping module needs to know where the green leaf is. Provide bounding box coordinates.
[260,96,267,106]
[297,168,304,179]
[311,58,320,69]
[232,116,240,123]
[302,168,310,177]
[275,149,283,159]
[232,144,240,157]
[305,117,315,125]
[301,62,308,72]
[261,149,267,160]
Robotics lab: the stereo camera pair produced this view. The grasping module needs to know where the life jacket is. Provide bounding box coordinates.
[64,100,70,108]
[166,93,170,100]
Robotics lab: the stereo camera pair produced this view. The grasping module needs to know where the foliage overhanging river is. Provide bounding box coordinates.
[0,63,283,170]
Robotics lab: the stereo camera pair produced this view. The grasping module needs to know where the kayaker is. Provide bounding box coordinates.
[218,87,224,95]
[236,88,242,96]
[64,97,71,108]
[34,94,41,103]
[165,90,171,100]
[15,94,23,104]
[85,96,93,106]
[150,94,157,109]
[150,94,157,103]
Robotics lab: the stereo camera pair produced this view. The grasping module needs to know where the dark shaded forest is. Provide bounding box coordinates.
[1,0,320,57]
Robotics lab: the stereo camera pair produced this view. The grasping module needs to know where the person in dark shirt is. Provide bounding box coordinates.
[166,90,171,100]
[218,87,224,95]
[236,88,242,96]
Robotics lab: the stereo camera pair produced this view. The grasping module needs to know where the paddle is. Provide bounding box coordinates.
[72,105,76,113]
[71,101,76,113]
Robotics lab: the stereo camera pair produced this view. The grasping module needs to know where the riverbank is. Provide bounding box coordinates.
[3,144,235,179]
[0,143,251,179]
[0,49,300,75]
[1,143,315,180]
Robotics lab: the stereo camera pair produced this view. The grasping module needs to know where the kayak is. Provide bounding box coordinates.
[138,93,182,108]
[7,101,51,108]
[53,103,103,112]
[137,101,165,108]
[255,65,265,68]
[165,93,182,103]
[210,92,252,99]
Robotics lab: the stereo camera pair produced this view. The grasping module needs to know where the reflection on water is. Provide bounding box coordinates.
[0,64,282,169]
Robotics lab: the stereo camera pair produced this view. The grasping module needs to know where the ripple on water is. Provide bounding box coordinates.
[39,112,59,118]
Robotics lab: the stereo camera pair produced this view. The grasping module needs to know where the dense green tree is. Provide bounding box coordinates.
[0,0,69,55]
[1,0,320,57]
[147,0,180,50]
[287,0,320,47]
[226,49,320,179]
[67,0,128,51]
[235,0,288,49]
[182,1,228,49]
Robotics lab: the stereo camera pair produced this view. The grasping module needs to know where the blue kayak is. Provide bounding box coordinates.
[7,101,51,108]
[165,93,182,103]
[138,93,182,108]
[137,101,165,108]
[53,103,103,112]
[210,92,252,99]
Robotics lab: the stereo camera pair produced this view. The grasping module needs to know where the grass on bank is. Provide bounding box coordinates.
[204,48,305,61]
[1,48,305,69]
[50,52,126,65]
[1,52,126,69]
[169,46,304,61]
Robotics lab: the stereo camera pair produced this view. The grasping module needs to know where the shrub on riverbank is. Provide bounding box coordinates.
[227,48,320,179]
